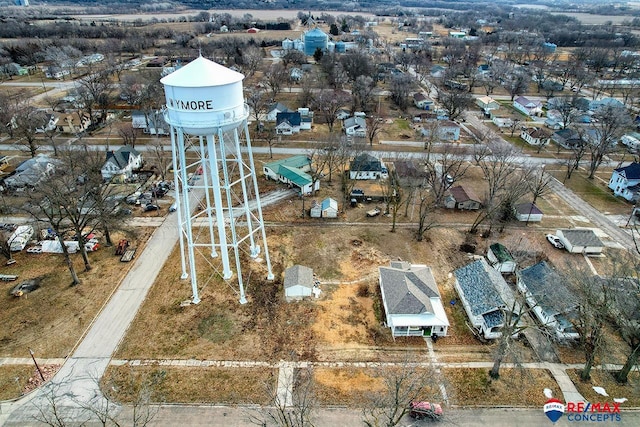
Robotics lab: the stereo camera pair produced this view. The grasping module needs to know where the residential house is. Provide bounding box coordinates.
[477,64,491,76]
[3,154,57,189]
[290,68,303,81]
[420,120,461,141]
[520,127,550,146]
[517,262,579,340]
[310,197,338,218]
[349,153,387,180]
[608,162,640,201]
[1,62,28,77]
[430,65,446,78]
[100,146,143,182]
[514,202,543,222]
[413,93,434,110]
[492,117,513,128]
[454,259,515,340]
[476,96,499,112]
[444,185,482,210]
[379,261,449,338]
[44,66,71,79]
[55,112,92,134]
[336,109,351,120]
[131,110,169,135]
[263,155,319,194]
[343,116,367,138]
[556,229,604,255]
[552,129,583,149]
[621,132,640,152]
[297,108,313,130]
[487,243,516,274]
[283,265,314,300]
[513,96,543,117]
[589,97,624,112]
[544,117,562,130]
[276,112,302,135]
[266,102,291,122]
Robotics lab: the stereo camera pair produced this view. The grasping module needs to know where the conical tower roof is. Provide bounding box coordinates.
[160,56,244,88]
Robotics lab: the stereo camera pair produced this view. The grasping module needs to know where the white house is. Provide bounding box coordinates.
[343,116,366,138]
[517,262,579,340]
[310,197,338,218]
[284,265,315,300]
[101,146,143,182]
[413,93,434,110]
[514,202,543,222]
[476,96,499,112]
[263,155,319,195]
[520,127,549,146]
[454,259,516,340]
[266,102,291,121]
[556,229,604,255]
[275,112,301,135]
[513,96,543,117]
[379,261,449,338]
[487,243,516,274]
[349,153,388,180]
[131,110,169,135]
[621,132,640,152]
[298,107,313,130]
[492,117,513,128]
[608,162,640,201]
[4,154,57,188]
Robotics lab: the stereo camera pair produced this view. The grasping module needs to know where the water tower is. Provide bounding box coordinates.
[161,56,274,304]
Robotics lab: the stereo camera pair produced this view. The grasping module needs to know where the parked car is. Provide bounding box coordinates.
[366,207,381,217]
[409,401,443,421]
[169,203,177,213]
[546,234,565,249]
[144,204,160,212]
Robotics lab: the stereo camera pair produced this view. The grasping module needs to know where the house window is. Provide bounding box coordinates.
[408,326,421,331]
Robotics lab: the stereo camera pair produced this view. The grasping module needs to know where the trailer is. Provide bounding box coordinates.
[120,248,136,262]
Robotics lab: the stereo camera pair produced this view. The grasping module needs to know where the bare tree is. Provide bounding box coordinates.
[75,67,113,125]
[525,166,552,225]
[365,114,383,146]
[352,75,376,112]
[436,89,472,121]
[12,105,46,158]
[259,124,278,159]
[584,105,632,179]
[149,138,170,181]
[502,70,530,101]
[563,137,588,181]
[312,90,351,133]
[415,187,437,242]
[423,144,469,206]
[566,267,611,381]
[489,298,529,379]
[388,74,414,111]
[118,125,138,148]
[264,63,287,100]
[246,89,269,131]
[362,362,442,427]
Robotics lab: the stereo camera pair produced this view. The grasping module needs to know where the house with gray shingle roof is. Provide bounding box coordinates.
[284,265,314,300]
[556,229,604,254]
[517,261,578,340]
[444,185,482,210]
[379,261,449,338]
[263,155,320,195]
[454,258,516,340]
[100,146,142,182]
[349,153,388,180]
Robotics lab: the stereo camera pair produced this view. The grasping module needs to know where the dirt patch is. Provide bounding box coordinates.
[102,365,274,405]
[443,368,561,407]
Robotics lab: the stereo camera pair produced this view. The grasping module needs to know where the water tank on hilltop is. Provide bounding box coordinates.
[304,28,328,56]
[160,56,248,135]
[335,41,346,53]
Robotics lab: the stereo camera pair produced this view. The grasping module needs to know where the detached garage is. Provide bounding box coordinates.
[556,229,604,255]
[284,265,315,300]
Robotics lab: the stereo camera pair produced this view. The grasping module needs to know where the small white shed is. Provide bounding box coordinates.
[487,243,516,274]
[515,202,543,222]
[310,198,338,218]
[284,265,314,300]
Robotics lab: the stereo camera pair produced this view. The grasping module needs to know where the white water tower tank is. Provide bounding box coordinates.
[160,56,248,135]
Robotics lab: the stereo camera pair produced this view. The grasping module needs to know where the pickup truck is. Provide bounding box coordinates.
[366,207,381,217]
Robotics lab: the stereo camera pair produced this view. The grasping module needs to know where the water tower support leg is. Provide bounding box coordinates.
[206,135,233,279]
[198,136,217,257]
[170,127,188,280]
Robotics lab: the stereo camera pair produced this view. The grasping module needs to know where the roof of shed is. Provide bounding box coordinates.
[449,185,480,203]
[284,265,314,289]
[489,243,514,263]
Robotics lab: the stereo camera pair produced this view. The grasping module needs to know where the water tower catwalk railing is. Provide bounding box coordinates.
[167,107,274,305]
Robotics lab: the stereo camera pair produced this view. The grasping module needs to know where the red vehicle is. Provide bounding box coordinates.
[409,401,443,421]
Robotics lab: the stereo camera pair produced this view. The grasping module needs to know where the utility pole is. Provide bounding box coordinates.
[29,348,45,382]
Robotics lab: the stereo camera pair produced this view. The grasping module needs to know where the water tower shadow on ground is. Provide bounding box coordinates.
[161,56,274,304]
